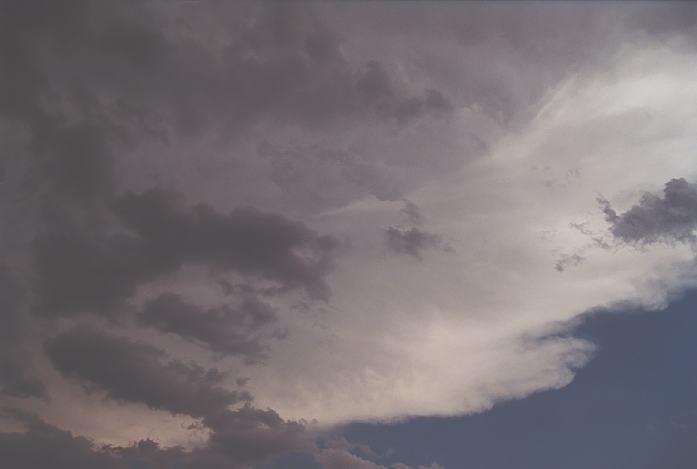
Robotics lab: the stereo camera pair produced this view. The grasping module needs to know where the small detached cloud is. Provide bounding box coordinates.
[555,252,585,272]
[314,438,445,469]
[385,226,450,260]
[601,178,697,245]
[401,200,423,226]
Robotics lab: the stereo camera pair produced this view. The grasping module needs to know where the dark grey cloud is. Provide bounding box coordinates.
[0,268,45,399]
[2,1,696,467]
[385,226,449,259]
[1,3,355,462]
[114,189,338,299]
[0,0,457,232]
[1,410,434,469]
[0,409,205,469]
[45,326,250,418]
[1,0,451,143]
[601,178,697,245]
[0,409,126,469]
[34,189,338,316]
[401,200,423,226]
[0,1,121,208]
[140,293,281,362]
[0,408,304,469]
[42,326,310,465]
[202,405,308,464]
[4,0,439,318]
[16,2,347,319]
[314,438,445,469]
[555,253,585,273]
[0,363,45,401]
[395,89,451,125]
[257,141,411,212]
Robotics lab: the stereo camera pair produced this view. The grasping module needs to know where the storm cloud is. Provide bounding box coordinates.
[140,293,281,362]
[0,407,306,469]
[0,270,45,399]
[602,178,697,245]
[2,1,697,468]
[43,326,309,467]
[45,326,249,418]
[34,189,338,316]
[385,226,447,259]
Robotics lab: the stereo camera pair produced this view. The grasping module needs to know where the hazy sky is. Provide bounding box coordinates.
[1,2,696,468]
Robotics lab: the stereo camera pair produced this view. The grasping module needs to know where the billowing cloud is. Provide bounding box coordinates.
[140,292,281,362]
[602,178,697,245]
[385,226,448,259]
[202,405,308,464]
[43,326,310,467]
[34,189,338,316]
[2,1,697,468]
[0,269,44,399]
[239,35,697,424]
[0,407,307,469]
[0,410,129,469]
[314,438,445,469]
[45,326,249,418]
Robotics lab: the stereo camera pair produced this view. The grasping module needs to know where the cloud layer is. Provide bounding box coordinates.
[2,2,697,468]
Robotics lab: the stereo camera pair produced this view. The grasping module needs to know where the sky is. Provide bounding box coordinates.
[0,1,696,468]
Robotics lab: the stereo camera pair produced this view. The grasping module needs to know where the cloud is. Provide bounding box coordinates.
[602,178,697,245]
[0,268,45,399]
[315,447,386,469]
[140,292,281,362]
[43,326,310,466]
[202,405,308,464]
[0,1,451,145]
[314,439,445,469]
[114,190,338,299]
[3,1,697,467]
[401,200,423,226]
[240,40,697,425]
[34,189,338,316]
[554,253,585,273]
[45,326,250,418]
[385,226,448,259]
[392,464,445,469]
[0,408,305,469]
[0,409,127,469]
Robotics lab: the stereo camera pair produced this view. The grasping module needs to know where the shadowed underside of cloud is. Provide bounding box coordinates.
[0,410,443,469]
[0,269,46,399]
[34,189,338,317]
[42,326,308,467]
[0,409,186,469]
[385,226,448,259]
[44,326,250,418]
[602,178,697,245]
[0,407,308,469]
[1,0,438,463]
[140,292,281,362]
[2,0,697,468]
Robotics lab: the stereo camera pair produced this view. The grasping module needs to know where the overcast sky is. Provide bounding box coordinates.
[1,1,697,468]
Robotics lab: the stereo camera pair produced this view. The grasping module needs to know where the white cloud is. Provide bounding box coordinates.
[10,16,697,452]
[242,43,697,424]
